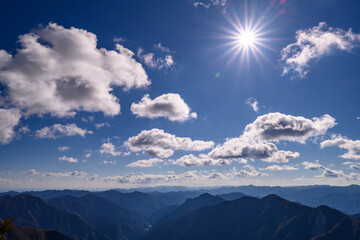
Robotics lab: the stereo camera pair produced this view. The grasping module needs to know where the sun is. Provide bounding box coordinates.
[216,7,274,67]
[237,30,257,48]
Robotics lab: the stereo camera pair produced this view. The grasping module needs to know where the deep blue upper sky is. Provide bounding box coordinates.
[0,0,360,190]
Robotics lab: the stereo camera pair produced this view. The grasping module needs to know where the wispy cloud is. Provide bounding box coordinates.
[137,48,174,70]
[58,146,70,152]
[245,98,259,112]
[193,0,227,9]
[281,22,360,78]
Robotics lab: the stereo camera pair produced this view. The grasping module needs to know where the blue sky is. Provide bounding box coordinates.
[1,0,360,190]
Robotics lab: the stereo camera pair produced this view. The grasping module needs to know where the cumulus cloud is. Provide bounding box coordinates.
[125,128,214,152]
[0,23,150,118]
[58,156,78,163]
[127,158,163,168]
[0,108,21,144]
[137,48,174,70]
[131,93,197,122]
[35,123,92,139]
[320,135,360,160]
[302,161,344,178]
[281,22,360,78]
[194,0,227,9]
[58,146,70,152]
[261,165,299,171]
[243,112,336,143]
[171,154,230,167]
[100,142,121,156]
[143,147,174,158]
[209,113,334,163]
[209,138,299,163]
[245,98,259,112]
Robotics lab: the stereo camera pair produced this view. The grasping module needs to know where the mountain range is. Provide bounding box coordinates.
[1,185,360,239]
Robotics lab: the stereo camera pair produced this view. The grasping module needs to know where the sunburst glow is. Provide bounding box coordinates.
[237,30,257,48]
[216,6,275,69]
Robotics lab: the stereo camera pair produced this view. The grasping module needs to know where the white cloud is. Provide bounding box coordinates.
[58,146,70,152]
[131,93,197,122]
[102,170,200,184]
[261,165,299,171]
[171,154,230,167]
[127,158,163,168]
[100,142,121,156]
[43,171,86,178]
[230,165,267,177]
[85,153,92,158]
[35,123,92,139]
[243,113,336,143]
[245,98,259,112]
[209,113,334,163]
[320,135,360,160]
[209,138,299,163]
[125,128,214,152]
[0,23,150,118]
[137,48,174,70]
[281,22,360,78]
[193,0,227,9]
[143,147,174,158]
[58,156,78,163]
[103,160,117,165]
[102,165,267,185]
[302,161,344,178]
[0,108,21,144]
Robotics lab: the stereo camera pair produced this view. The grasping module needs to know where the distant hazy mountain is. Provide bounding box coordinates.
[95,190,165,216]
[147,191,203,206]
[3,185,360,215]
[0,194,144,240]
[3,225,72,240]
[23,190,92,200]
[154,193,224,227]
[143,194,360,240]
[216,192,247,201]
[48,194,148,229]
